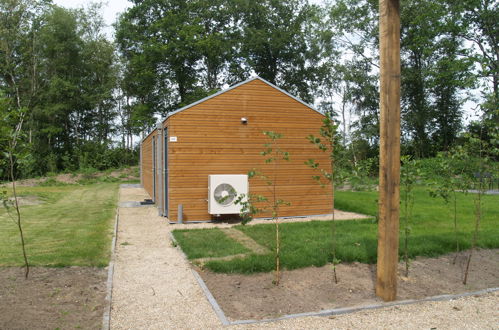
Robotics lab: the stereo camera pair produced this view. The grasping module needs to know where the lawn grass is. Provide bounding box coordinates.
[0,183,118,267]
[175,187,498,274]
[173,228,250,259]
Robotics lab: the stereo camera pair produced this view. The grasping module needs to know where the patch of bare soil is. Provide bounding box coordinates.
[55,173,82,184]
[199,249,499,321]
[8,195,44,206]
[109,167,138,181]
[0,267,107,330]
[2,177,47,187]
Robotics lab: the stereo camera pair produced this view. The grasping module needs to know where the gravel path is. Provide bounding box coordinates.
[110,186,498,329]
[110,187,220,329]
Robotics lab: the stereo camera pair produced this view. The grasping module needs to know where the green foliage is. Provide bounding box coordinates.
[400,156,422,276]
[447,0,498,122]
[235,190,267,226]
[74,143,138,172]
[236,131,291,223]
[326,0,488,158]
[427,151,470,200]
[2,0,497,185]
[116,0,240,120]
[116,0,322,121]
[427,150,472,263]
[0,2,130,180]
[236,131,290,285]
[237,0,320,102]
[347,157,379,191]
[400,0,475,157]
[457,123,496,284]
[306,111,342,282]
[29,5,118,174]
[37,177,67,187]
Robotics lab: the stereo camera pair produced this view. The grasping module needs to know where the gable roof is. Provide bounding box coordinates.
[142,76,323,141]
[163,76,323,121]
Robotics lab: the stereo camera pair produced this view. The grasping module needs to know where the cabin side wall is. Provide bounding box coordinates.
[166,79,332,222]
[141,130,156,199]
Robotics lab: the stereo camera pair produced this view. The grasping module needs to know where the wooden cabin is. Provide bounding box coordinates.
[140,76,332,223]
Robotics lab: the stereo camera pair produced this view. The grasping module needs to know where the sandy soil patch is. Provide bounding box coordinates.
[7,195,44,206]
[199,249,499,321]
[0,267,107,330]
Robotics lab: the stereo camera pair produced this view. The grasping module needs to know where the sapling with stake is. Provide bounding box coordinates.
[462,124,493,285]
[305,112,340,283]
[400,155,420,277]
[0,98,29,278]
[429,151,468,264]
[236,131,290,285]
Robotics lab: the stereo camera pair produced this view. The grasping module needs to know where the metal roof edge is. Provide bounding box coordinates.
[254,76,325,117]
[141,126,157,143]
[140,121,165,144]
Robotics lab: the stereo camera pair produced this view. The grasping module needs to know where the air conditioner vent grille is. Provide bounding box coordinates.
[214,183,237,206]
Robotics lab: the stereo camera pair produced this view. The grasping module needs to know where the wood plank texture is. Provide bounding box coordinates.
[164,79,332,222]
[376,0,401,302]
[141,131,156,199]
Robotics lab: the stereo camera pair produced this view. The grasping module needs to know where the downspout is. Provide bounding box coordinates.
[139,132,144,187]
[156,123,164,216]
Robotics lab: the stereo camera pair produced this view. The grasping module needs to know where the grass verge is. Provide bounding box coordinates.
[173,228,250,259]
[175,187,498,274]
[0,183,118,267]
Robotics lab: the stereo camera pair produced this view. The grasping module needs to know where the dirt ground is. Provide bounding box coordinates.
[199,248,499,321]
[0,267,107,330]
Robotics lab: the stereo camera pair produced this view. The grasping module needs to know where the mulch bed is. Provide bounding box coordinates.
[0,267,107,330]
[199,249,499,320]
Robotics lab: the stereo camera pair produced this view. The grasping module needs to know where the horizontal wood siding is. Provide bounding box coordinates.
[166,79,332,222]
[141,130,156,199]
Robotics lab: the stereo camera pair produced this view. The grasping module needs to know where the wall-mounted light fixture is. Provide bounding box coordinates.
[241,117,248,124]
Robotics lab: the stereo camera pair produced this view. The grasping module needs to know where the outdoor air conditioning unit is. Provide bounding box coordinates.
[208,174,248,215]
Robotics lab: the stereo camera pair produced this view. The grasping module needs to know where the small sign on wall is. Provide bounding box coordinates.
[169,136,177,142]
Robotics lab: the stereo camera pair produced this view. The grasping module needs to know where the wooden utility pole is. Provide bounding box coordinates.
[376,0,401,302]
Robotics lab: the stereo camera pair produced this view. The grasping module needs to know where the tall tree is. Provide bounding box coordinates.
[431,34,474,151]
[238,0,320,102]
[0,0,50,275]
[327,0,476,157]
[324,0,380,160]
[116,0,236,117]
[1,2,118,176]
[0,0,46,124]
[27,5,117,173]
[194,0,241,90]
[0,0,48,177]
[450,0,498,111]
[401,0,474,157]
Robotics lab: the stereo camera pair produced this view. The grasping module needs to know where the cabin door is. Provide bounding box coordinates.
[164,128,169,217]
